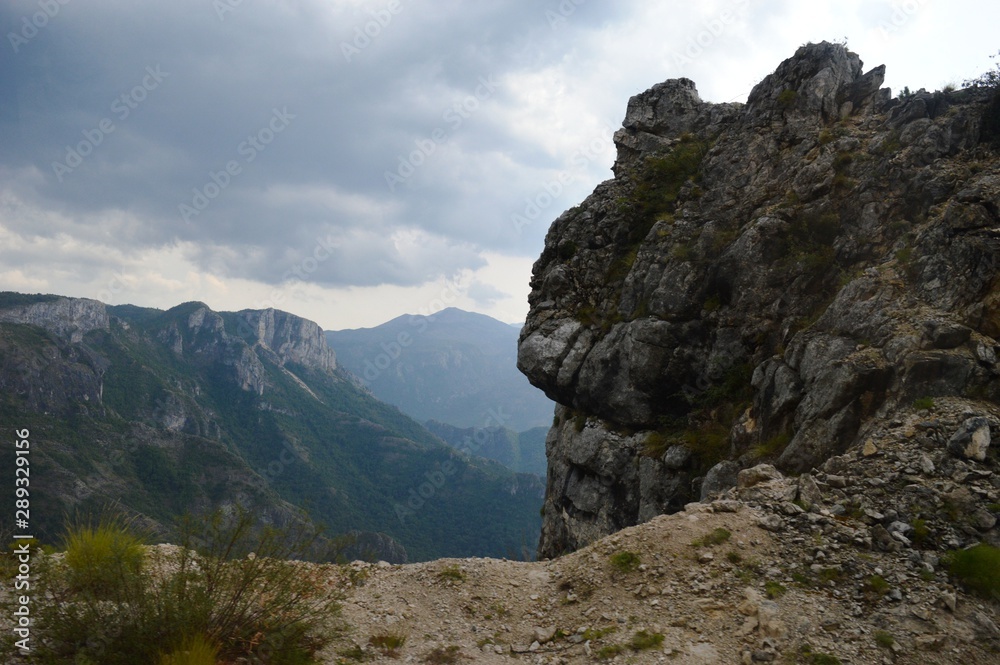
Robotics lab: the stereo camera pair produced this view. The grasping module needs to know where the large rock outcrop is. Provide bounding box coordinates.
[0,296,109,343]
[240,307,337,373]
[519,42,1000,558]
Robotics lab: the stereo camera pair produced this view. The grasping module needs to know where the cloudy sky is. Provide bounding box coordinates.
[2,1,998,330]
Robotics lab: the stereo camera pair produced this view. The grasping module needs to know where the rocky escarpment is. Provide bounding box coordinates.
[0,295,109,343]
[518,42,1000,558]
[157,303,337,395]
[240,307,337,373]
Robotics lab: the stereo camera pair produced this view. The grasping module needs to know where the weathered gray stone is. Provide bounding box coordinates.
[523,41,1000,559]
[948,417,992,462]
[737,464,783,489]
[701,460,741,500]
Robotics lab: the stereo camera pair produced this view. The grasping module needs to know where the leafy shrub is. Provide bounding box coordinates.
[874,630,894,649]
[764,581,787,599]
[864,574,890,601]
[630,630,664,651]
[691,527,732,548]
[63,514,145,596]
[948,543,1000,600]
[642,430,672,458]
[799,644,842,664]
[597,644,625,659]
[580,625,617,641]
[424,645,462,664]
[369,631,407,657]
[632,135,709,238]
[609,551,641,573]
[678,423,731,471]
[30,509,341,665]
[752,431,792,459]
[911,518,930,547]
[437,564,466,582]
[964,50,1000,146]
[777,89,798,108]
[158,634,219,665]
[913,397,935,411]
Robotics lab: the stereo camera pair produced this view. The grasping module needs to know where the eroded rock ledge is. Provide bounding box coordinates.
[518,42,1000,558]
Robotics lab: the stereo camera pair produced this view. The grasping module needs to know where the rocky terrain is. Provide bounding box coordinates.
[5,42,1000,664]
[315,43,1000,665]
[516,41,1000,559]
[320,400,999,663]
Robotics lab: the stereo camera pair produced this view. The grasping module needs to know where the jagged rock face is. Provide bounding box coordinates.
[519,42,1000,558]
[239,308,337,373]
[0,297,109,343]
[162,304,337,394]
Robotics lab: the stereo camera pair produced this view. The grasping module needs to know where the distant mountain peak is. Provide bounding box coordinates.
[327,308,554,431]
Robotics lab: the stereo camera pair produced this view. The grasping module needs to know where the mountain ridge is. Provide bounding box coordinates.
[327,307,554,432]
[0,292,543,561]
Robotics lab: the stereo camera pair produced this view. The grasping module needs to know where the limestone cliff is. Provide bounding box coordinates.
[519,42,1000,557]
[239,307,337,374]
[0,296,109,343]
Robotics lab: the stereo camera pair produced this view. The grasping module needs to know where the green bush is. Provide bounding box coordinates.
[632,135,709,239]
[752,431,792,459]
[29,509,341,664]
[609,551,641,573]
[913,396,935,411]
[948,544,1000,600]
[597,644,625,659]
[369,631,407,657]
[424,645,462,664]
[678,423,731,471]
[630,630,664,651]
[158,634,219,665]
[864,574,890,601]
[800,644,842,664]
[777,88,798,108]
[964,51,1000,146]
[437,564,466,582]
[63,515,146,596]
[911,518,930,547]
[691,527,732,548]
[764,581,787,599]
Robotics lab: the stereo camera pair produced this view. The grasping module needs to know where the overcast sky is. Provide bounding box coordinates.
[1,1,998,330]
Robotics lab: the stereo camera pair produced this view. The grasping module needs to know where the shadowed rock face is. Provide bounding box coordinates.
[518,42,1000,558]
